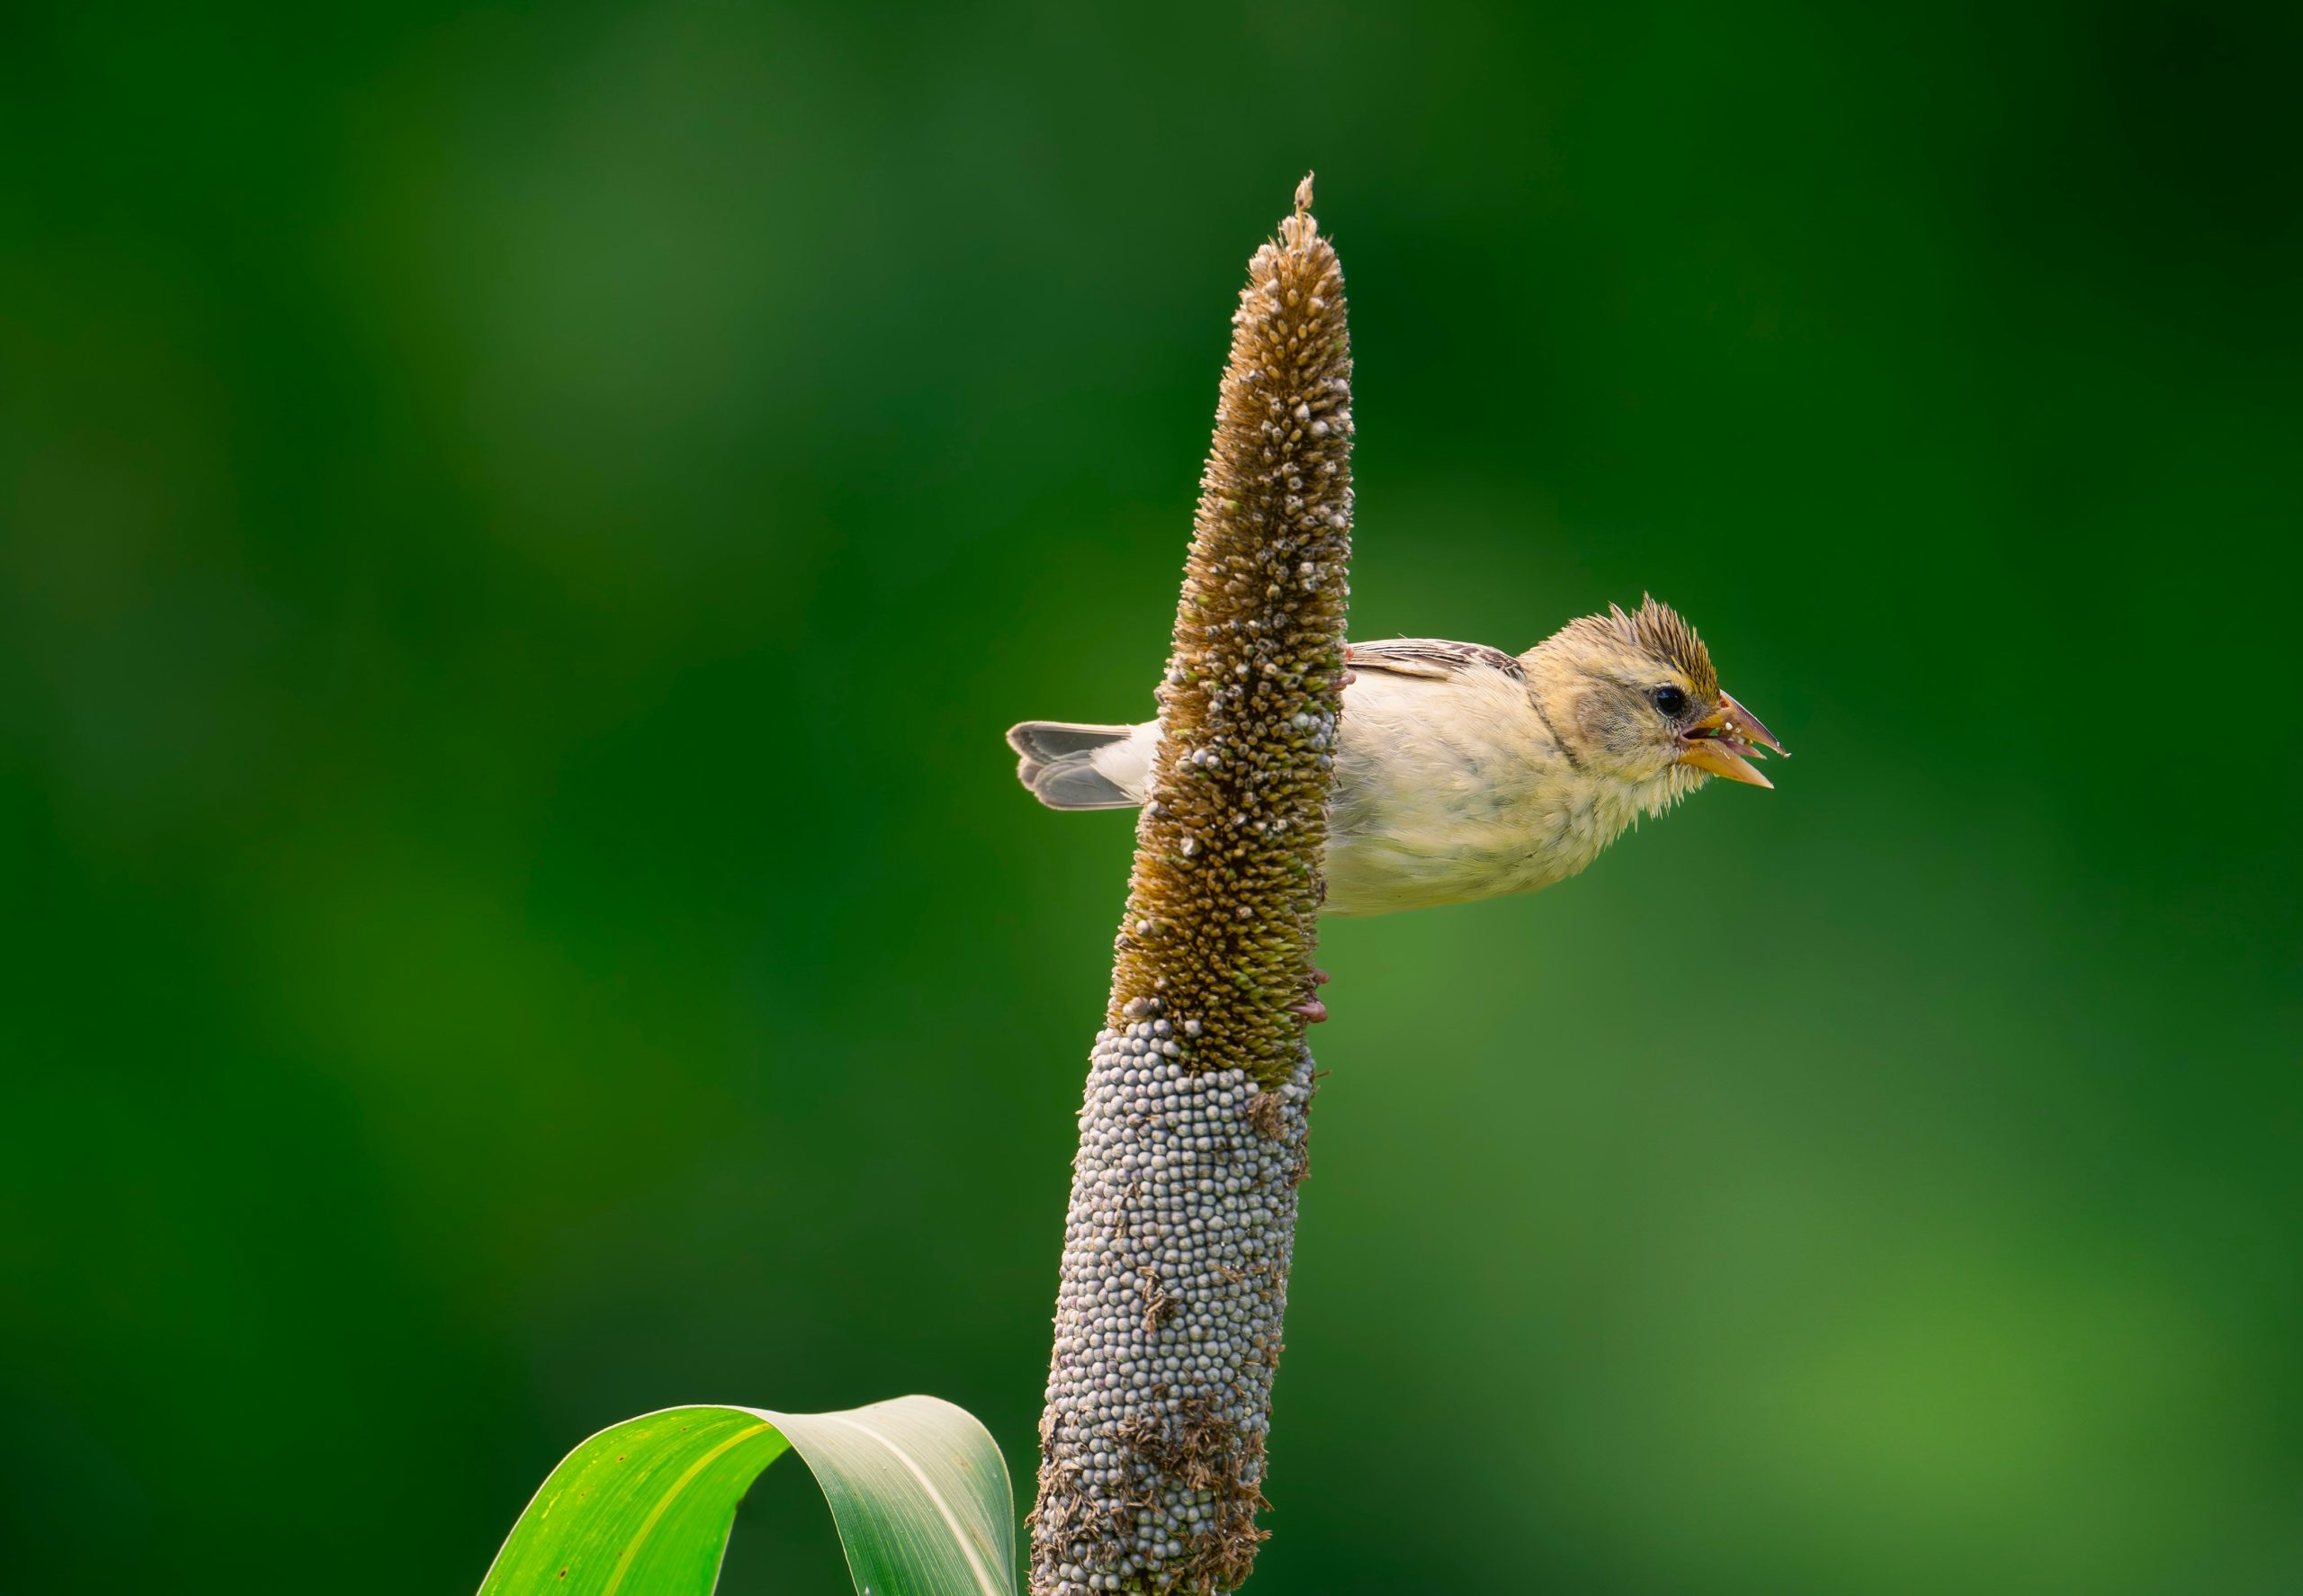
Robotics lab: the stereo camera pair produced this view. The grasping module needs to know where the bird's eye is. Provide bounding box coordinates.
[1650,686,1688,717]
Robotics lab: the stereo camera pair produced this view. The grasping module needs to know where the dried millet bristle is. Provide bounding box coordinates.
[1110,177,1353,1083]
[1029,175,1350,1596]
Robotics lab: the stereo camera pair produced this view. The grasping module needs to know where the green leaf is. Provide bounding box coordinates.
[478,1397,1016,1596]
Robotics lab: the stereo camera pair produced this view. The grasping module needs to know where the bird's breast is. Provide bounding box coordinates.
[1319,666,1614,916]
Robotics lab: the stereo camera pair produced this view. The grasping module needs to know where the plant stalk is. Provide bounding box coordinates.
[1029,175,1352,1596]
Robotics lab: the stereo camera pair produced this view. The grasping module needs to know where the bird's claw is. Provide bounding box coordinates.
[1289,998,1329,1024]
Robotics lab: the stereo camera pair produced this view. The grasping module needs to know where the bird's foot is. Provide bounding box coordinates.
[1289,967,1331,1022]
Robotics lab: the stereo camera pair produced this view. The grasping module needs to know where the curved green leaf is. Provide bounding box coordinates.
[479,1396,1015,1596]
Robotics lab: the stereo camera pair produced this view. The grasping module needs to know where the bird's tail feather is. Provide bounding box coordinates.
[1008,721,1150,811]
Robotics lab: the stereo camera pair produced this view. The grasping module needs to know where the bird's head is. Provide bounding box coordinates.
[1529,595,1787,797]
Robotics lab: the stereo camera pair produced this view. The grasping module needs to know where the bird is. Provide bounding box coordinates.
[1007,595,1785,919]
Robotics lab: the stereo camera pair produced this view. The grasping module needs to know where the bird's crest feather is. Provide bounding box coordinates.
[1551,595,1717,695]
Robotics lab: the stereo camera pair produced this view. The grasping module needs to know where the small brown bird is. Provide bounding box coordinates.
[1008,595,1784,918]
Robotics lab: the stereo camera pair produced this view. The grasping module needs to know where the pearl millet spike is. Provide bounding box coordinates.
[1026,175,1351,1596]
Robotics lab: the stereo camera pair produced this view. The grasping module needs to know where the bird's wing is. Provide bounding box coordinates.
[1343,639,1524,683]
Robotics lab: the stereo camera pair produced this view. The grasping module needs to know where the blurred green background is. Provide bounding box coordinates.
[4,1,2299,1592]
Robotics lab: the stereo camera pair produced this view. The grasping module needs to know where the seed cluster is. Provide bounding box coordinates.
[1030,178,1352,1595]
[1032,997,1314,1595]
[1108,177,1353,1088]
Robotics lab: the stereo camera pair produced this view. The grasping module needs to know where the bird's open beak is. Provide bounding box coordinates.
[1677,691,1788,788]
